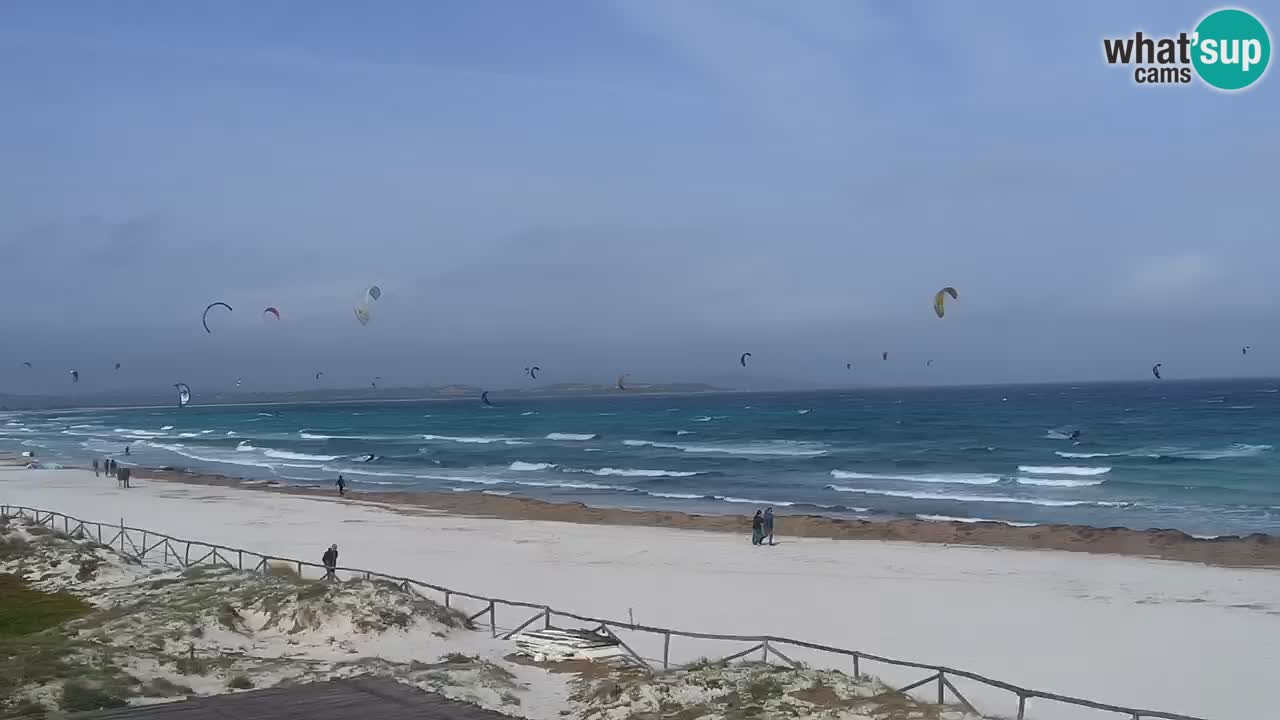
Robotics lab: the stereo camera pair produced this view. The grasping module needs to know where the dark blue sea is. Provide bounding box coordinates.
[4,380,1279,537]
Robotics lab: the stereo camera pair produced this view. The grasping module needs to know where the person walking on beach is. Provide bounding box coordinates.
[322,544,339,581]
[336,475,346,497]
[763,507,775,546]
[751,510,765,546]
[93,458,100,477]
[124,446,130,456]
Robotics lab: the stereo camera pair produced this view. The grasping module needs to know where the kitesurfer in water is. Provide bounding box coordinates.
[1069,430,1081,441]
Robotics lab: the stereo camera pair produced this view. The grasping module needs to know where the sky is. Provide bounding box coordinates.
[2,0,1278,395]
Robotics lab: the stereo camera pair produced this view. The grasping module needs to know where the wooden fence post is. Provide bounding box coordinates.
[663,633,670,670]
[119,519,125,552]
[761,640,769,663]
[1017,695,1026,720]
[543,607,551,629]
[852,652,860,678]
[937,673,945,706]
[489,602,497,638]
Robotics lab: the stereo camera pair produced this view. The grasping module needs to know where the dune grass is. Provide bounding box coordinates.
[0,574,92,637]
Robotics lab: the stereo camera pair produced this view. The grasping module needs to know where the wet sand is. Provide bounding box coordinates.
[130,464,1280,568]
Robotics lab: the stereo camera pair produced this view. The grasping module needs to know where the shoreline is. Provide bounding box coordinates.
[120,461,1280,569]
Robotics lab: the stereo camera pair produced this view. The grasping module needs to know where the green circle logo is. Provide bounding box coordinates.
[1192,8,1271,90]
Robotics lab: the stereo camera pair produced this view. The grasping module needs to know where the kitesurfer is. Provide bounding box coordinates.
[1069,430,1081,441]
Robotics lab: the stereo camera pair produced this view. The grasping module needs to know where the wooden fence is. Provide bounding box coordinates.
[0,504,1211,720]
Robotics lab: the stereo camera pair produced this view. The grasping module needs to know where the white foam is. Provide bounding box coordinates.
[263,449,341,462]
[1015,476,1105,488]
[715,496,796,507]
[236,442,254,451]
[649,492,704,500]
[1055,451,1113,459]
[916,514,1038,527]
[509,461,556,472]
[826,485,1109,508]
[545,433,598,441]
[160,425,174,431]
[623,439,827,457]
[588,467,699,478]
[513,479,626,491]
[829,470,1000,486]
[1017,465,1111,476]
[422,434,514,444]
[676,430,694,435]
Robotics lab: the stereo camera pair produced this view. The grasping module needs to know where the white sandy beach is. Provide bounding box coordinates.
[3,466,1276,720]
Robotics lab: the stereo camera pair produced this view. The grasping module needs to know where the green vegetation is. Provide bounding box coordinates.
[0,574,92,637]
[60,681,127,712]
[227,675,255,690]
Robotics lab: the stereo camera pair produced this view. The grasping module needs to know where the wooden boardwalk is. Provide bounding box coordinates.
[71,678,523,719]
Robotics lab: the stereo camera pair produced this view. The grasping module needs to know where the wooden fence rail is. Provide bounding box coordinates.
[0,504,1210,720]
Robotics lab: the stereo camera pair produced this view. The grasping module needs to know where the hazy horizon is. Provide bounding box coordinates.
[3,1,1276,396]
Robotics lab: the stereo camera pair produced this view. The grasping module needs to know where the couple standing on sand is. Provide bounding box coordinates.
[751,508,775,546]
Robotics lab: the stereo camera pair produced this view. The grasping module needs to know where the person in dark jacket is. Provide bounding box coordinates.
[763,507,775,546]
[322,544,339,580]
[93,458,100,477]
[336,475,347,497]
[751,510,765,546]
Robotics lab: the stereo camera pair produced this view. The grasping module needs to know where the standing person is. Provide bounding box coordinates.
[751,510,764,546]
[120,467,131,489]
[92,458,100,477]
[321,544,339,581]
[124,446,130,457]
[108,458,116,476]
[336,475,346,497]
[763,507,775,546]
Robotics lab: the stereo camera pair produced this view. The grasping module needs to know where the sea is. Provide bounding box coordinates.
[3,380,1278,537]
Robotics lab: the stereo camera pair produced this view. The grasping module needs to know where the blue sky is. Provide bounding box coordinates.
[1,1,1277,393]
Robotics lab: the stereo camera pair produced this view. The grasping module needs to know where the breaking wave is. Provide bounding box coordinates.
[829,470,1000,486]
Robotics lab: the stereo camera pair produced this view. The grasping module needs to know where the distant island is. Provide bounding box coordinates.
[0,382,727,411]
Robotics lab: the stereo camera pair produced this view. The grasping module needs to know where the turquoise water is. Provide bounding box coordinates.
[4,380,1278,537]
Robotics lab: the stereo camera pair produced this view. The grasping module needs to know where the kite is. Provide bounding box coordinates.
[263,307,280,320]
[22,362,31,369]
[70,370,79,383]
[371,376,381,389]
[202,302,233,333]
[354,303,371,326]
[315,371,325,381]
[481,391,492,406]
[365,285,382,302]
[617,373,630,391]
[883,351,889,361]
[846,362,852,370]
[933,287,958,319]
[740,352,752,367]
[1152,363,1163,380]
[114,362,121,371]
[174,383,191,408]
[927,359,934,367]
[525,366,541,380]
[1243,346,1252,355]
